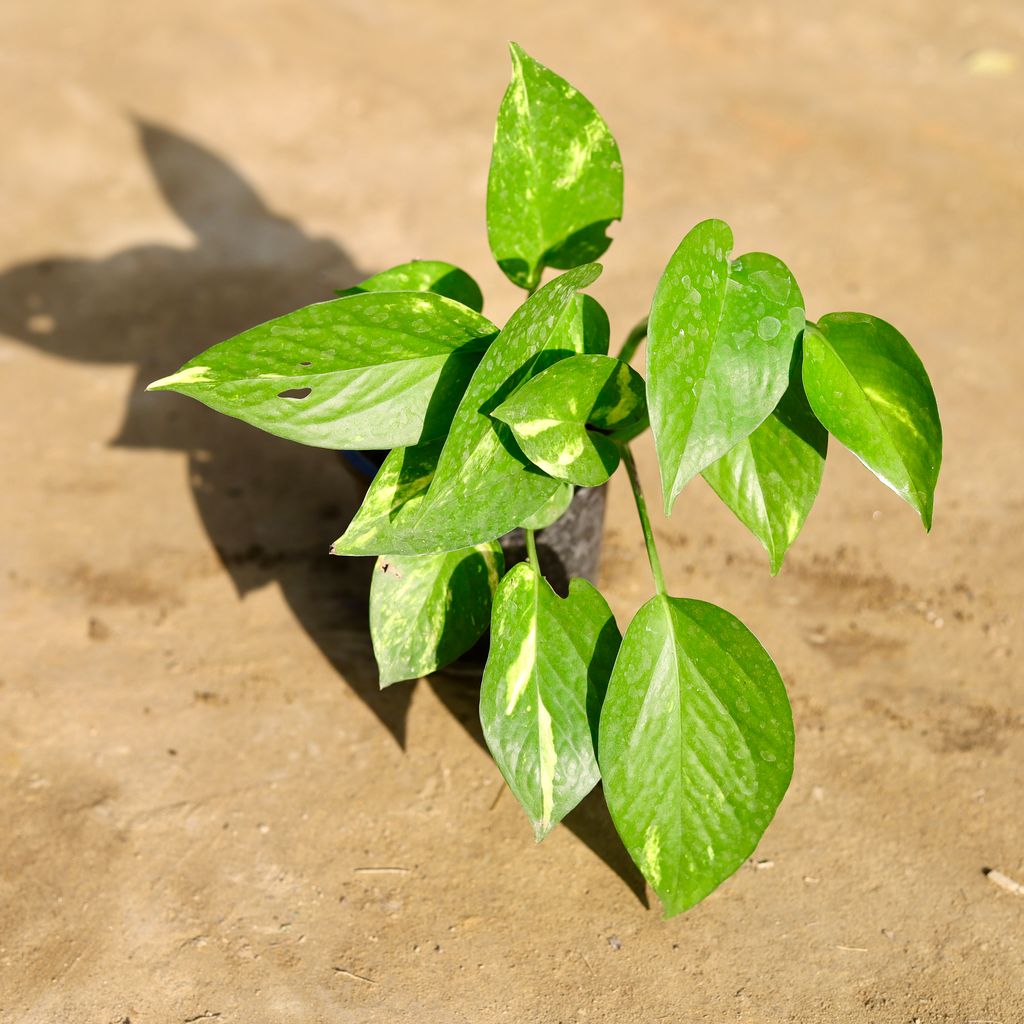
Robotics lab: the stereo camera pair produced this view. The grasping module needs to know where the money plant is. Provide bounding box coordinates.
[148,43,942,917]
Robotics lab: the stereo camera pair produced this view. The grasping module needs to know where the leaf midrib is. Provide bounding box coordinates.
[667,601,760,859]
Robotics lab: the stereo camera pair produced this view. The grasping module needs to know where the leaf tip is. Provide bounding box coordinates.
[661,477,679,518]
[146,364,212,392]
[659,900,687,921]
[532,819,555,843]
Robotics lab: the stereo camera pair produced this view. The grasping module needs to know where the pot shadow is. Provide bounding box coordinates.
[0,119,646,906]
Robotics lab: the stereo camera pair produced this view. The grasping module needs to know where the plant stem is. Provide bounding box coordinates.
[620,444,667,596]
[525,527,541,573]
[617,317,649,364]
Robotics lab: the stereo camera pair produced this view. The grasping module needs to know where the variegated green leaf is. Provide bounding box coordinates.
[802,314,941,529]
[488,43,623,291]
[647,219,805,514]
[370,542,504,686]
[148,291,497,450]
[481,562,621,839]
[600,596,794,917]
[337,259,484,313]
[333,265,602,556]
[493,354,648,486]
[702,348,827,573]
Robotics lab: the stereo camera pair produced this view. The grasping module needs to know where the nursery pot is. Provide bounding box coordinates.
[341,451,608,669]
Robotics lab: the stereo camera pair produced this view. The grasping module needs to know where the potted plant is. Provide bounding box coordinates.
[148,43,942,917]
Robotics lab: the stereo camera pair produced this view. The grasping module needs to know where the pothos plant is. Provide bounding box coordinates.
[149,43,942,917]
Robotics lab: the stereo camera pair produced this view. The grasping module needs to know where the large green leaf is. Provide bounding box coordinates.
[480,563,621,840]
[802,314,941,529]
[147,291,497,450]
[492,354,648,486]
[333,265,603,556]
[600,596,794,918]
[647,219,805,514]
[337,259,484,313]
[487,43,623,291]
[370,542,503,686]
[702,348,827,574]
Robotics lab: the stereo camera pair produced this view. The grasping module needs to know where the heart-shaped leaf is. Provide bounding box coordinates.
[147,291,497,450]
[600,595,794,918]
[335,265,603,556]
[647,219,805,514]
[702,347,827,573]
[802,314,941,529]
[370,542,504,686]
[488,43,623,291]
[493,354,648,486]
[481,563,621,839]
[337,259,484,313]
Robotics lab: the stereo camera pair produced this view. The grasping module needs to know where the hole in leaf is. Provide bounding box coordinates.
[278,387,312,400]
[298,361,312,366]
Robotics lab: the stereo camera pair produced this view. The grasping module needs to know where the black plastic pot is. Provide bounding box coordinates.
[340,451,607,671]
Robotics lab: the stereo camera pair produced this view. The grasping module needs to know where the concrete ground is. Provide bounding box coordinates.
[1,1,1022,1021]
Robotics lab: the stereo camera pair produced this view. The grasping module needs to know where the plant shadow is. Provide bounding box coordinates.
[0,119,646,907]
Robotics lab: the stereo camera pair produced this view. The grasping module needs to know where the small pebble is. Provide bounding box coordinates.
[984,868,1024,895]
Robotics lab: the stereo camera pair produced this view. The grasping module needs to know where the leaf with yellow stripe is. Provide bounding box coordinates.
[480,563,620,840]
[488,43,623,291]
[147,290,497,451]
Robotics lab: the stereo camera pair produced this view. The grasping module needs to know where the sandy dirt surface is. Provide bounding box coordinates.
[2,2,1023,1021]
